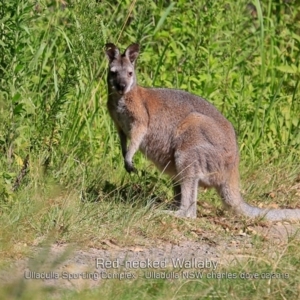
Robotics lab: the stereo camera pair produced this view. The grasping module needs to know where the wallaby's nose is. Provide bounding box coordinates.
[119,83,126,93]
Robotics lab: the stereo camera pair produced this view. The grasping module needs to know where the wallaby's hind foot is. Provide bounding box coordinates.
[161,181,197,219]
[162,208,197,219]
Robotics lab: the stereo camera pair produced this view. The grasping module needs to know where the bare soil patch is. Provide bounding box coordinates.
[1,222,299,291]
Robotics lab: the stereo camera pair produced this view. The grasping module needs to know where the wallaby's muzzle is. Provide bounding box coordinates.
[116,83,127,95]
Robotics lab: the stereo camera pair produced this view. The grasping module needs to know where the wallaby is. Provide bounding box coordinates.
[105,43,300,221]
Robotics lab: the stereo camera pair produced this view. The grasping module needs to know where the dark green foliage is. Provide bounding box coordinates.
[0,0,299,202]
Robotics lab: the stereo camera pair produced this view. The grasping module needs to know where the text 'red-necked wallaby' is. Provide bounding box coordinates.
[105,43,300,221]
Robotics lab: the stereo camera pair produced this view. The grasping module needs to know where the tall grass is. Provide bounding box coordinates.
[1,0,299,200]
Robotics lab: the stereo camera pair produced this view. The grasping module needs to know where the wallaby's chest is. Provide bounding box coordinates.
[108,97,132,136]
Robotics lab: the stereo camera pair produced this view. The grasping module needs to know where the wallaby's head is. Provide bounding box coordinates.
[105,43,139,95]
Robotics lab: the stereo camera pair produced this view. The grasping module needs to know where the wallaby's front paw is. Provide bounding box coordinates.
[124,160,136,173]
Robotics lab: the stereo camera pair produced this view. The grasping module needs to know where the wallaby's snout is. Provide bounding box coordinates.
[105,43,139,96]
[117,83,126,95]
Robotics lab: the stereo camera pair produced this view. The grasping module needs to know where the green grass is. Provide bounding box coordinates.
[0,0,300,299]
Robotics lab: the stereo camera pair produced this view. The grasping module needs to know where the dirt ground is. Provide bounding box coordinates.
[1,222,299,291]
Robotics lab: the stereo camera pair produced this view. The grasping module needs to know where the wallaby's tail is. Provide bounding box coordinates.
[237,201,300,221]
[219,170,300,222]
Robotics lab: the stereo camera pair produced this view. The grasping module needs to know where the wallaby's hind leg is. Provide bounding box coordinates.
[175,179,198,218]
[172,183,181,209]
[163,179,197,218]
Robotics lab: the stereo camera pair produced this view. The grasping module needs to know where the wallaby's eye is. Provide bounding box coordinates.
[128,71,133,77]
[110,70,117,76]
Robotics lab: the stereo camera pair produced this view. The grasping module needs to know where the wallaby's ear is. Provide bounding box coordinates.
[124,43,140,64]
[105,43,120,63]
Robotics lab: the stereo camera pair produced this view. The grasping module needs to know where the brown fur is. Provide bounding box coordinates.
[105,43,300,221]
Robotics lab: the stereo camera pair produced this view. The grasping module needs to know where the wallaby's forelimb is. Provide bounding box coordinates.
[124,123,147,173]
[117,128,127,158]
